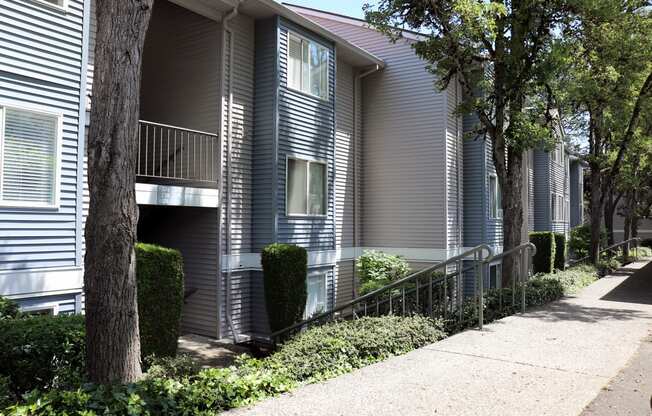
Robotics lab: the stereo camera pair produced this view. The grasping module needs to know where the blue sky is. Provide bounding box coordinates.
[281,0,368,19]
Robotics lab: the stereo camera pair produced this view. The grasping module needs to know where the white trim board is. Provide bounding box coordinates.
[221,246,483,272]
[0,267,83,297]
[136,183,219,208]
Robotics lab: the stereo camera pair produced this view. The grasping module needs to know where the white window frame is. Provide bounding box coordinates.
[286,31,330,101]
[21,303,59,316]
[304,271,327,319]
[489,263,502,289]
[489,174,502,219]
[28,0,69,12]
[551,193,564,222]
[552,142,564,165]
[0,102,63,209]
[285,155,328,218]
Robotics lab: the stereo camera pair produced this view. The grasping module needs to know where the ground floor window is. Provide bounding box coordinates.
[305,272,327,318]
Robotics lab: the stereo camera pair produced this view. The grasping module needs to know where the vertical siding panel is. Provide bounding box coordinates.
[335,60,355,249]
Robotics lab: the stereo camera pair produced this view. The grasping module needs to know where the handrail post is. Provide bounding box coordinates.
[478,253,484,330]
[521,247,527,313]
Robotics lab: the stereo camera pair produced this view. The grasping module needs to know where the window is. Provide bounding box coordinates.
[489,264,502,289]
[551,193,564,221]
[552,142,564,164]
[287,33,329,100]
[286,157,327,216]
[489,175,502,219]
[305,272,327,319]
[33,0,67,10]
[0,106,60,207]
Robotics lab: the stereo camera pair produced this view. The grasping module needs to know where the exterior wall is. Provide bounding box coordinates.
[569,160,584,228]
[137,205,219,338]
[304,14,450,250]
[220,12,256,338]
[446,80,464,251]
[533,147,571,235]
[0,0,89,309]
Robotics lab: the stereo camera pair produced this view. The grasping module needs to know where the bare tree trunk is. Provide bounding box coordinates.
[589,164,602,264]
[84,0,153,384]
[604,190,615,247]
[623,191,632,262]
[499,150,524,287]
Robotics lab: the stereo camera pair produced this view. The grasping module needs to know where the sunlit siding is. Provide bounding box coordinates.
[276,18,336,251]
[533,149,550,231]
[0,0,86,272]
[446,80,463,250]
[304,15,448,249]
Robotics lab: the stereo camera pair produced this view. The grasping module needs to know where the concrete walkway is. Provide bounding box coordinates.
[229,260,652,416]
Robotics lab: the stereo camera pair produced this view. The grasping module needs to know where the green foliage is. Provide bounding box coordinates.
[267,316,445,383]
[0,376,14,410]
[633,246,652,258]
[136,243,185,359]
[552,264,599,294]
[569,225,606,259]
[356,250,411,295]
[553,233,567,270]
[0,315,85,398]
[530,232,556,274]
[143,354,200,380]
[261,243,308,332]
[0,296,20,321]
[7,316,443,415]
[597,257,622,276]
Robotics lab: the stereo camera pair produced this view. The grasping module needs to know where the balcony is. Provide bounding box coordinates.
[135,120,220,208]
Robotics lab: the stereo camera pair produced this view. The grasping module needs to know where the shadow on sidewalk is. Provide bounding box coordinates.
[600,261,652,306]
[524,301,650,324]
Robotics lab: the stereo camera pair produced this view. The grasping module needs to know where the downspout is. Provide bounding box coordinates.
[352,64,380,297]
[223,0,243,343]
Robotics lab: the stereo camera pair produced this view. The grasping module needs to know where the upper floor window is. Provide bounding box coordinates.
[286,157,327,216]
[552,142,564,165]
[0,106,60,208]
[287,33,329,100]
[489,175,502,219]
[551,193,564,221]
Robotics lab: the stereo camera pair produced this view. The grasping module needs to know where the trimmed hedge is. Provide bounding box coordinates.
[7,316,444,416]
[530,232,556,274]
[0,315,85,399]
[554,233,566,271]
[136,243,185,359]
[261,243,308,332]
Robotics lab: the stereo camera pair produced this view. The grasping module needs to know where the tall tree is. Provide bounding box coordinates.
[366,0,562,283]
[555,0,652,264]
[84,0,153,383]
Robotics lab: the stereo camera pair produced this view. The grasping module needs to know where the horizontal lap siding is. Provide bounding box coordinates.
[276,20,336,251]
[462,134,484,247]
[446,81,463,250]
[221,14,255,337]
[305,16,447,249]
[137,206,219,338]
[485,140,502,247]
[335,261,355,307]
[570,161,583,227]
[335,60,355,249]
[533,150,550,231]
[0,0,85,272]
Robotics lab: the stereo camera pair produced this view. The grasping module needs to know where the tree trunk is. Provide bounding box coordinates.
[604,190,615,247]
[84,0,153,384]
[623,191,632,262]
[500,150,524,287]
[588,164,602,264]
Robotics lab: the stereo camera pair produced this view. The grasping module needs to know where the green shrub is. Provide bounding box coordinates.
[551,264,599,294]
[0,375,14,410]
[0,296,20,320]
[0,315,85,398]
[633,246,652,258]
[597,257,622,275]
[356,250,411,295]
[530,232,556,274]
[266,316,445,382]
[144,354,200,380]
[641,238,652,248]
[554,233,567,271]
[569,225,606,259]
[261,243,308,333]
[136,243,185,359]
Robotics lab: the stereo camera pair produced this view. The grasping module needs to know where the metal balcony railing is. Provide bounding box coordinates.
[137,120,219,186]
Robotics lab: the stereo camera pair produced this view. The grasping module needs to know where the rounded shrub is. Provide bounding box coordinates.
[0,314,85,398]
[261,243,308,333]
[136,243,185,358]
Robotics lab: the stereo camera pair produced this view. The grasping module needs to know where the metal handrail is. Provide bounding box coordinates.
[568,238,640,267]
[269,244,494,343]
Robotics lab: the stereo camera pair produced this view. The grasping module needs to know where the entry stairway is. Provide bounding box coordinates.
[268,243,537,345]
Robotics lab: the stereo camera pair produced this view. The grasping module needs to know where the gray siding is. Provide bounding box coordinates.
[446,80,463,250]
[16,293,78,315]
[220,13,256,337]
[137,206,219,338]
[0,0,86,273]
[569,160,583,228]
[462,136,485,247]
[334,261,355,306]
[277,19,336,251]
[304,15,448,249]
[533,149,550,231]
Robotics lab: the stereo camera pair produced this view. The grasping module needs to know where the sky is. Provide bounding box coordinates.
[280,0,368,19]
